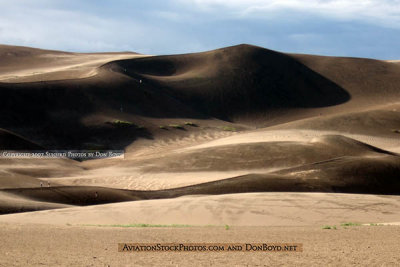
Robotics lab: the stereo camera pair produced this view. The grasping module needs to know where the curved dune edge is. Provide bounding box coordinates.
[185,129,400,153]
[0,192,399,227]
[0,191,73,214]
[0,52,149,83]
[0,128,43,150]
[1,132,399,218]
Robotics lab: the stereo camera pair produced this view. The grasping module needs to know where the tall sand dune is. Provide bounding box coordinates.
[0,43,399,218]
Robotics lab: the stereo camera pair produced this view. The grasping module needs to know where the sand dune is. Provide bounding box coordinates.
[150,134,395,172]
[107,44,350,121]
[1,43,400,266]
[0,191,72,214]
[186,129,400,153]
[1,193,399,227]
[1,43,400,150]
[0,128,43,150]
[0,43,399,221]
[1,135,398,213]
[292,53,400,107]
[0,156,82,189]
[0,44,148,82]
[1,186,141,208]
[0,171,43,189]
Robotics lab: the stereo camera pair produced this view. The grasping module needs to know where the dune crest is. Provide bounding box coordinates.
[0,43,399,217]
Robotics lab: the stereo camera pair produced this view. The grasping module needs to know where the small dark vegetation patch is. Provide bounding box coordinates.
[169,124,185,130]
[221,126,237,132]
[184,122,198,127]
[106,120,144,129]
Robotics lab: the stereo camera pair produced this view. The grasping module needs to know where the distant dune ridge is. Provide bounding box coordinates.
[0,43,400,216]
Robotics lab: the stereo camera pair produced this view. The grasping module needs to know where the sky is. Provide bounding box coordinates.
[0,0,400,59]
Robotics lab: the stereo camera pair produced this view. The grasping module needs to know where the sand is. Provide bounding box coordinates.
[1,223,399,266]
[1,193,399,226]
[1,43,400,266]
[1,192,400,266]
[0,44,149,83]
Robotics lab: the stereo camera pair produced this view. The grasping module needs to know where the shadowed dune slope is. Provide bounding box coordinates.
[0,191,72,214]
[0,44,350,149]
[270,104,400,137]
[1,186,141,210]
[292,53,400,105]
[2,155,399,214]
[0,173,42,190]
[152,155,400,196]
[135,135,395,172]
[107,44,350,120]
[0,128,43,150]
[1,44,400,149]
[1,135,399,214]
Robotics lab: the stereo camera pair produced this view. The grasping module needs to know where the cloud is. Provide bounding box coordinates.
[0,1,173,53]
[0,0,214,54]
[0,0,399,59]
[175,0,400,28]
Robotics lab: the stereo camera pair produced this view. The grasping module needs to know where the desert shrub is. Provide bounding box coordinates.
[184,122,198,127]
[322,225,337,229]
[106,120,143,129]
[341,222,360,227]
[222,126,237,132]
[169,124,184,130]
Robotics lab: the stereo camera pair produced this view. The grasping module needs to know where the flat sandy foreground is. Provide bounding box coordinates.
[1,192,400,266]
[1,223,399,267]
